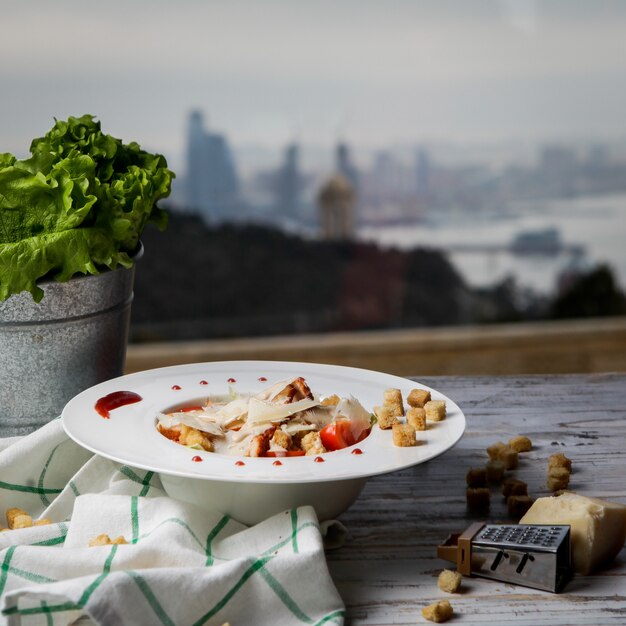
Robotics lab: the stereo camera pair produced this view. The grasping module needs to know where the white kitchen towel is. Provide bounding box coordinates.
[0,420,345,626]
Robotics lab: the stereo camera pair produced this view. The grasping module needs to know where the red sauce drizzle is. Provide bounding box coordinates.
[314,456,325,463]
[272,460,283,466]
[227,378,237,383]
[235,460,245,466]
[351,448,364,455]
[95,391,142,419]
[172,385,181,391]
[192,455,203,462]
[199,380,209,385]
[258,376,268,382]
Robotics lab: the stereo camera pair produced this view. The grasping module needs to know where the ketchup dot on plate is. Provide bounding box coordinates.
[199,380,208,385]
[272,460,283,466]
[172,385,181,390]
[258,376,267,382]
[351,448,363,455]
[314,456,325,463]
[235,460,245,466]
[94,391,142,419]
[228,378,237,383]
[191,456,202,462]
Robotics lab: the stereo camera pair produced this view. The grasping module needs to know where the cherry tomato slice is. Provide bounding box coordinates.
[320,421,370,451]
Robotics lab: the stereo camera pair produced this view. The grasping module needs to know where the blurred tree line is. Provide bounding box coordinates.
[130,211,626,342]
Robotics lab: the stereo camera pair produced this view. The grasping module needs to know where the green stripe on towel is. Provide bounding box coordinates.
[131,496,139,544]
[191,556,272,626]
[0,480,62,495]
[37,443,63,506]
[127,571,177,626]
[258,565,313,623]
[205,515,230,566]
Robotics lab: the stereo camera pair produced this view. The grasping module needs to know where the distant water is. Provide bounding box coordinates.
[358,192,626,295]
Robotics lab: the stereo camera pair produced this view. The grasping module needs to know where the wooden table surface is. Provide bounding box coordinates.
[329,374,626,625]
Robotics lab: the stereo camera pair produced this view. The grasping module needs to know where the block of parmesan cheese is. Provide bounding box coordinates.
[520,492,626,575]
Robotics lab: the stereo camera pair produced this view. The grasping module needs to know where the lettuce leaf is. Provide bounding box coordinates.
[0,115,174,302]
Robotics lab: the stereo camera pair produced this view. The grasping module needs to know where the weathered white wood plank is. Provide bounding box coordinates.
[329,374,626,625]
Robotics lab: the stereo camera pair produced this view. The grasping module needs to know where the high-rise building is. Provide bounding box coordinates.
[186,110,239,221]
[186,111,207,211]
[372,150,415,198]
[336,142,359,192]
[275,143,301,217]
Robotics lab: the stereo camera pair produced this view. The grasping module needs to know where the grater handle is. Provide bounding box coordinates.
[437,522,486,575]
[437,533,463,563]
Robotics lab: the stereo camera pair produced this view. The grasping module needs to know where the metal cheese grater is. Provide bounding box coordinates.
[437,522,572,593]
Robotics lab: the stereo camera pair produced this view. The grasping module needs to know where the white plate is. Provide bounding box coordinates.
[62,360,465,484]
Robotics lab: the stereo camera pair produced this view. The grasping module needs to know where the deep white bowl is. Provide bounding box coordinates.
[63,361,466,524]
[159,474,368,525]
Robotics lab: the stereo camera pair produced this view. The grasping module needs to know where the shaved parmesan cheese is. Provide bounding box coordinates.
[301,406,334,429]
[280,421,317,436]
[334,396,370,422]
[246,396,319,425]
[157,413,224,437]
[207,397,249,427]
[334,396,371,438]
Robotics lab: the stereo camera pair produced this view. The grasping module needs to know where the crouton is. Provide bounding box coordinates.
[374,405,399,430]
[89,534,113,547]
[407,388,431,408]
[466,487,490,512]
[499,446,519,470]
[6,508,30,530]
[486,440,518,469]
[422,599,453,623]
[181,426,213,452]
[383,388,404,417]
[547,467,571,491]
[12,515,33,530]
[486,441,508,461]
[424,400,446,422]
[548,453,572,472]
[300,432,327,456]
[271,429,293,450]
[392,423,417,447]
[89,534,128,547]
[406,407,427,431]
[486,459,506,483]
[502,478,528,498]
[509,435,532,453]
[466,467,488,487]
[321,394,340,406]
[437,569,462,593]
[111,536,128,545]
[507,495,534,518]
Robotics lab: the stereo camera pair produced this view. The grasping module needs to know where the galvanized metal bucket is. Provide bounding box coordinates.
[0,247,141,435]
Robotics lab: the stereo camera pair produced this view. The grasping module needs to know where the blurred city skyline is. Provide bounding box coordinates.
[2,0,626,176]
[181,108,626,220]
[179,105,626,297]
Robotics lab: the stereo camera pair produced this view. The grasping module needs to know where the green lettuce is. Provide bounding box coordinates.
[0,115,174,301]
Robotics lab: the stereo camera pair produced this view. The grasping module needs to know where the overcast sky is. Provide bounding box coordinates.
[2,0,626,172]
